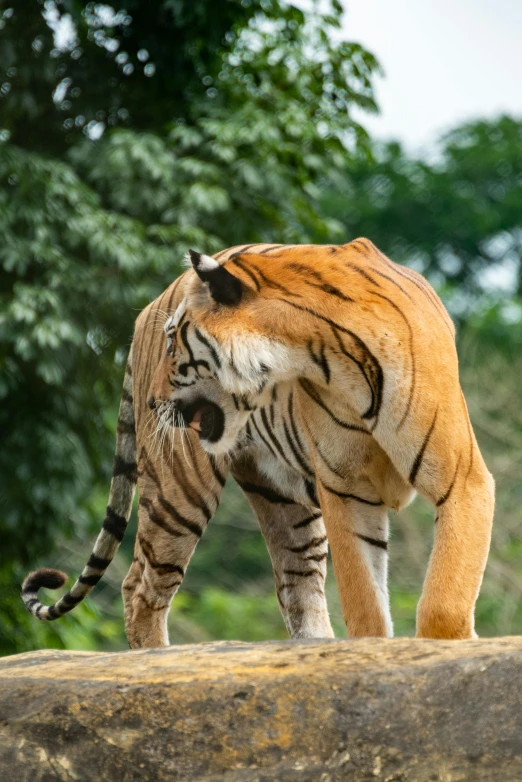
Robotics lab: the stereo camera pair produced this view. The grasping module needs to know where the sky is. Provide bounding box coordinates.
[341,0,522,152]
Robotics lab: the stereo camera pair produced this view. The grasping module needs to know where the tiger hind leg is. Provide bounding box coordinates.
[374,392,494,640]
[415,441,494,639]
[123,439,228,648]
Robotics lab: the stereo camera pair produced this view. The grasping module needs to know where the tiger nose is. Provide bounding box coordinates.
[147,395,156,410]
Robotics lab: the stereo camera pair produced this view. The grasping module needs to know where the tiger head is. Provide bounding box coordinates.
[147,248,313,455]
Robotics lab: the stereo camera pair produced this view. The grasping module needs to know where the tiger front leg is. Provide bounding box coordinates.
[315,480,393,638]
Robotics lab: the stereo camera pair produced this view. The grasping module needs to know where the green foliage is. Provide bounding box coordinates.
[1,0,261,151]
[1,0,377,155]
[323,116,522,315]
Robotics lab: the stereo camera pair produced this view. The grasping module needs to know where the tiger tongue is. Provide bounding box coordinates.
[188,409,203,433]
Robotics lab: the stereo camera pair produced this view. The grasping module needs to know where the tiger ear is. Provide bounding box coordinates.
[188,249,242,306]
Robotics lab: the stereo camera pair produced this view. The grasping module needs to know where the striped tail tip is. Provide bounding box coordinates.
[22,568,68,620]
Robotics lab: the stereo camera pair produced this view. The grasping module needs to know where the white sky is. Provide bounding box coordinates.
[342,0,522,152]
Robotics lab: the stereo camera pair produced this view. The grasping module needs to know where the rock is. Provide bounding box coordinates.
[1,638,522,781]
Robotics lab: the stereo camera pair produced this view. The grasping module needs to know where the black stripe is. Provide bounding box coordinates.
[230,257,262,291]
[304,552,328,562]
[348,239,371,255]
[330,326,383,421]
[370,291,416,432]
[343,261,382,286]
[87,554,111,570]
[276,295,384,421]
[229,243,257,256]
[79,573,103,586]
[227,349,243,377]
[244,261,297,297]
[282,419,314,477]
[409,409,438,485]
[286,391,307,455]
[380,255,454,335]
[277,582,297,592]
[240,394,255,411]
[260,407,294,468]
[117,417,135,435]
[293,512,322,529]
[112,455,138,481]
[214,243,250,260]
[185,445,222,508]
[312,436,346,480]
[371,268,413,301]
[139,452,209,533]
[139,495,201,538]
[24,598,39,610]
[286,262,355,303]
[193,327,222,369]
[170,450,213,521]
[283,568,321,578]
[121,388,133,405]
[139,497,183,538]
[251,414,278,457]
[258,244,285,254]
[135,593,172,612]
[237,481,295,504]
[139,536,185,576]
[298,379,370,434]
[61,592,83,607]
[47,605,61,620]
[287,535,327,554]
[436,455,461,507]
[320,481,384,506]
[305,280,355,303]
[356,533,388,551]
[102,506,127,541]
[307,340,330,384]
[174,309,188,333]
[209,456,227,487]
[305,479,319,506]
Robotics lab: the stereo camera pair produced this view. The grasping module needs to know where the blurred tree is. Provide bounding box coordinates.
[0,0,380,653]
[1,0,377,154]
[323,116,522,315]
[1,0,267,152]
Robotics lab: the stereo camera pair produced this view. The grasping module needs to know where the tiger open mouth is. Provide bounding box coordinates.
[180,399,224,443]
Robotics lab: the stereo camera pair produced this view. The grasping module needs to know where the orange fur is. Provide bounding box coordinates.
[145,239,494,640]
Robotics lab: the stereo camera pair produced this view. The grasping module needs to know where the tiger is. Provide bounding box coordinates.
[22,239,495,646]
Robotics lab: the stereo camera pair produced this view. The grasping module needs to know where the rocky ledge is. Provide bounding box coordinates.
[1,638,522,781]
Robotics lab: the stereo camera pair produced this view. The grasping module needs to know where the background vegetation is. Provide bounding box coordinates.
[1,0,522,655]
